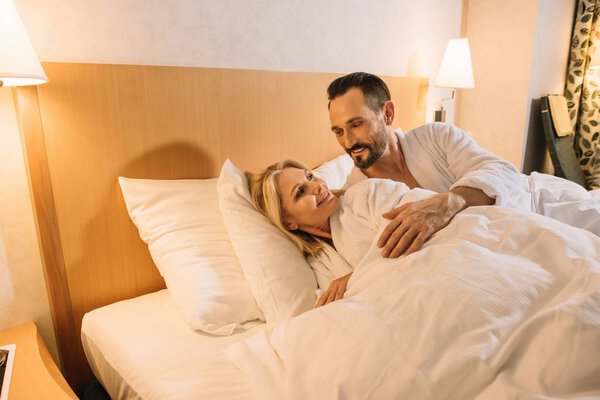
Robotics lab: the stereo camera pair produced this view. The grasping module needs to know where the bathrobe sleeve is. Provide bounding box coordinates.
[422,123,522,207]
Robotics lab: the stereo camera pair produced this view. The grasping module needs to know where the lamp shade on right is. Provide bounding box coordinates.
[435,38,475,89]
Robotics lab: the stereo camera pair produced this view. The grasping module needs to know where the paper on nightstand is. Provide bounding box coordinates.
[0,344,15,400]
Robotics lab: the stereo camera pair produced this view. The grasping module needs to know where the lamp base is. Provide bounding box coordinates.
[434,108,446,122]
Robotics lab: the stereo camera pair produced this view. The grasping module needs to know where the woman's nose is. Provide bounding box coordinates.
[312,181,323,194]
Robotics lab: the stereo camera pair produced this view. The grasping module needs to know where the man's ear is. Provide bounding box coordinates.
[382,101,395,125]
[284,220,299,231]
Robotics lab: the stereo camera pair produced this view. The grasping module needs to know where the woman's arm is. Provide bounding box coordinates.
[314,272,353,308]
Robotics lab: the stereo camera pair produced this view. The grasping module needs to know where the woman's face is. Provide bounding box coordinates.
[278,167,339,232]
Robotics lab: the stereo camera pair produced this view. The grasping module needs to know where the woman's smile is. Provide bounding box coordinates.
[318,191,331,206]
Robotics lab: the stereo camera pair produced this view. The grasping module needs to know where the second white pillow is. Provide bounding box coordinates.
[217,160,318,324]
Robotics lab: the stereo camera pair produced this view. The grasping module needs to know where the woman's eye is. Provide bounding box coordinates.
[296,187,304,199]
[307,172,314,180]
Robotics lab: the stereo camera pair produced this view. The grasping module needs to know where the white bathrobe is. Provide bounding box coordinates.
[342,122,600,235]
[343,123,522,206]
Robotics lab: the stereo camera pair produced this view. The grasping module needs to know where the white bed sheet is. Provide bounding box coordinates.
[81,289,261,400]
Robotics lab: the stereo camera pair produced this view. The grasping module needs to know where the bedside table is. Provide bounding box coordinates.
[0,323,77,399]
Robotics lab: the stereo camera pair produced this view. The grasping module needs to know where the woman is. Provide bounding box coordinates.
[246,159,422,307]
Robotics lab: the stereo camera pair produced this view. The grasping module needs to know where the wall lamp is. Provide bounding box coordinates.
[434,38,474,122]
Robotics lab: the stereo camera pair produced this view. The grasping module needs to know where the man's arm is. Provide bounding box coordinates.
[376,123,521,258]
[440,123,522,207]
[377,186,493,258]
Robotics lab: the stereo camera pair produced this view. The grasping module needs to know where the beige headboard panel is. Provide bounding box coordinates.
[14,62,428,392]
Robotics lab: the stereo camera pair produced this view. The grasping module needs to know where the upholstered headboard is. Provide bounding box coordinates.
[13,62,428,392]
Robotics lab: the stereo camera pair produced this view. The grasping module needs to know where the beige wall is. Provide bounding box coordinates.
[13,0,464,122]
[459,0,539,168]
[0,88,59,362]
[459,0,576,171]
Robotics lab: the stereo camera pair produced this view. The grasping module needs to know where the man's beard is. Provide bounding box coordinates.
[346,125,387,170]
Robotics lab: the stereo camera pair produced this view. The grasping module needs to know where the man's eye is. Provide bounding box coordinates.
[352,121,362,128]
[334,130,343,136]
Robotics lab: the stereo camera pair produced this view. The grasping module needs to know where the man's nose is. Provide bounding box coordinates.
[344,131,357,149]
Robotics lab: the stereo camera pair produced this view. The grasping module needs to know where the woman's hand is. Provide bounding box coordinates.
[315,272,352,308]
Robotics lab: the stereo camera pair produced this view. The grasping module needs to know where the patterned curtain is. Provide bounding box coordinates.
[565,0,600,187]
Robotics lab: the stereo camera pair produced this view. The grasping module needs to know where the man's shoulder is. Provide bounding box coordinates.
[404,122,459,136]
[402,122,469,145]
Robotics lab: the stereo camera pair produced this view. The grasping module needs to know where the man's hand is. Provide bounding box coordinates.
[377,187,493,258]
[315,272,353,308]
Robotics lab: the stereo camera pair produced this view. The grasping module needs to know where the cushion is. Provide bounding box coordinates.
[547,95,573,137]
[118,177,263,335]
[312,154,354,190]
[217,160,318,324]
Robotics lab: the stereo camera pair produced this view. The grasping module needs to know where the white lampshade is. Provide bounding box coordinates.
[0,0,47,86]
[435,38,474,89]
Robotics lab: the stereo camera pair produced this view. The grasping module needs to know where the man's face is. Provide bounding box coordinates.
[329,88,388,170]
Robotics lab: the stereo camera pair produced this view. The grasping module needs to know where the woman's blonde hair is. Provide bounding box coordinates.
[245,160,327,257]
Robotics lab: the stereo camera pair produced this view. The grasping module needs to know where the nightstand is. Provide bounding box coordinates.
[0,323,77,399]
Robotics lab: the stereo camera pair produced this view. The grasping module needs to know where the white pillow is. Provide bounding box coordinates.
[118,177,263,335]
[217,160,318,324]
[313,154,354,189]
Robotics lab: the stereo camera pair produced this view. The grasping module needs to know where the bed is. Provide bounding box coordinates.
[13,62,600,399]
[88,170,600,399]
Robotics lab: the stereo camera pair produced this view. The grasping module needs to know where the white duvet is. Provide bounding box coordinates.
[226,179,600,399]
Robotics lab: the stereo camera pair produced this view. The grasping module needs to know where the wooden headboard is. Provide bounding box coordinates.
[13,62,428,393]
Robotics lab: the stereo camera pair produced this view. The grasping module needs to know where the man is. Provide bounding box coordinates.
[327,72,524,258]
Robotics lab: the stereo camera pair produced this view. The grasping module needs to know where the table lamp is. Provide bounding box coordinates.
[0,0,47,87]
[434,38,474,122]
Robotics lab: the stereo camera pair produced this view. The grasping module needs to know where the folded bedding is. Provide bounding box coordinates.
[226,199,600,399]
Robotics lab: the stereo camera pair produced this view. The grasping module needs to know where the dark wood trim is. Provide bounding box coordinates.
[12,86,83,392]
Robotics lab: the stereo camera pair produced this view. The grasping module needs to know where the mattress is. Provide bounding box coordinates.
[81,289,261,400]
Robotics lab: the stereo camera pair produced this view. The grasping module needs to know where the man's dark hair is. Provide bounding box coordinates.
[327,72,391,113]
